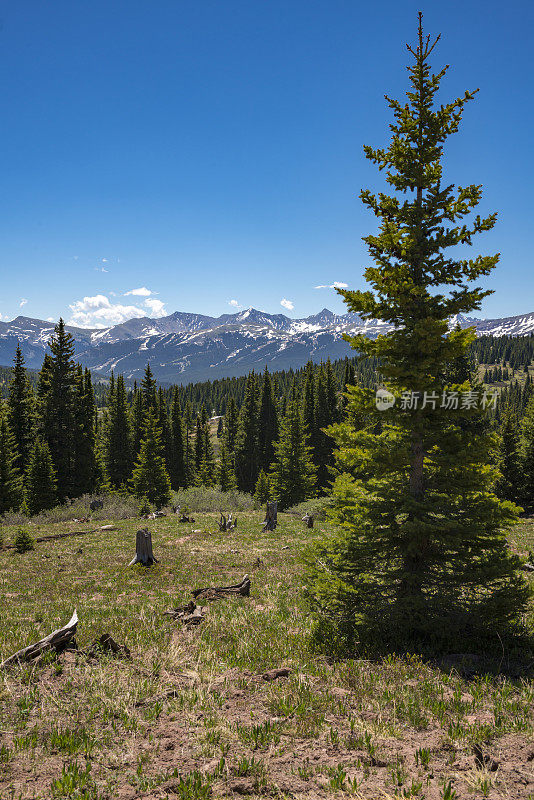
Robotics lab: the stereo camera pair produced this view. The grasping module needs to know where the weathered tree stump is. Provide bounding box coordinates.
[218,513,238,532]
[1,610,78,669]
[128,528,158,566]
[192,574,250,599]
[262,501,277,532]
[173,506,195,522]
[302,512,314,529]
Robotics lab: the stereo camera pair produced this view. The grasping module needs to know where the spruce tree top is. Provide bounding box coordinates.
[340,13,497,392]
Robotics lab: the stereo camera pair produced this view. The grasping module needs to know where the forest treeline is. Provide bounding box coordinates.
[1,321,534,517]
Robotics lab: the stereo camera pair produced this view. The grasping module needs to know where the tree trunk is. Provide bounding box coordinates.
[262,501,277,532]
[128,528,158,567]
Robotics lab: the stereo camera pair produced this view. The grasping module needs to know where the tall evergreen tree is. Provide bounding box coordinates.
[308,15,529,652]
[130,386,145,458]
[258,366,279,471]
[169,387,187,489]
[520,396,534,509]
[131,408,172,508]
[314,370,335,492]
[141,364,157,410]
[105,374,133,488]
[72,366,98,496]
[224,397,239,454]
[234,372,260,493]
[183,401,196,485]
[218,439,237,491]
[41,319,78,499]
[7,345,35,476]
[0,409,23,513]
[270,400,316,509]
[25,438,57,515]
[495,408,522,504]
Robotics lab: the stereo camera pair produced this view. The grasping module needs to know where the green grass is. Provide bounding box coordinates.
[1,511,534,798]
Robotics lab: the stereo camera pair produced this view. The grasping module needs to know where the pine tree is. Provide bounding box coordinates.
[270,400,316,509]
[234,372,260,493]
[157,386,173,473]
[131,386,145,458]
[258,366,279,471]
[105,374,133,488]
[184,401,196,484]
[0,410,23,514]
[254,469,272,505]
[141,364,157,410]
[25,438,57,515]
[520,396,534,509]
[218,439,237,491]
[40,319,77,499]
[216,416,224,438]
[495,408,522,504]
[169,388,187,489]
[14,526,34,553]
[224,397,239,454]
[72,366,98,496]
[314,370,335,492]
[308,15,529,652]
[7,345,35,476]
[131,409,172,508]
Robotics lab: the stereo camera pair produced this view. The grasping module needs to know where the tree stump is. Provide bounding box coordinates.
[262,501,277,532]
[302,512,314,529]
[128,528,158,567]
[218,513,238,531]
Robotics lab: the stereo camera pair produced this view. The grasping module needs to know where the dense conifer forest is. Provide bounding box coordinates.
[1,322,534,517]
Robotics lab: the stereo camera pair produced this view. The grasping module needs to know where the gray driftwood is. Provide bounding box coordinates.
[163,600,206,625]
[302,512,314,529]
[262,501,277,532]
[192,574,250,599]
[218,513,238,532]
[1,610,78,669]
[129,528,158,567]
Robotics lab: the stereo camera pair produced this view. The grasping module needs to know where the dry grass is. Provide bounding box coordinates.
[1,513,534,799]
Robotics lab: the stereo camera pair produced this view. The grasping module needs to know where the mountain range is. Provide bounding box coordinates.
[1,307,533,385]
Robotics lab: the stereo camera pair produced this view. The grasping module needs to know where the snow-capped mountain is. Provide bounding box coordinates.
[1,308,533,385]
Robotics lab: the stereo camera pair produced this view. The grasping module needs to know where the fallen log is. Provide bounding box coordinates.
[192,574,250,599]
[1,610,78,669]
[261,667,292,681]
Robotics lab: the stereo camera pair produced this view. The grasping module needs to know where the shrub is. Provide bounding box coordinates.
[172,486,254,513]
[14,526,34,553]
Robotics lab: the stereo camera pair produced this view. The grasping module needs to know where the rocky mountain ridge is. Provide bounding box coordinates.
[1,308,533,384]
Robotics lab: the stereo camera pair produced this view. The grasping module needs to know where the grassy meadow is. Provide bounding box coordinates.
[1,512,534,799]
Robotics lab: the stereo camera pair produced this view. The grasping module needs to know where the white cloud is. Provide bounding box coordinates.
[102,258,108,263]
[19,298,28,308]
[125,286,152,297]
[280,298,294,311]
[47,317,54,322]
[144,297,166,317]
[314,281,348,289]
[94,266,108,273]
[228,299,241,308]
[68,294,147,328]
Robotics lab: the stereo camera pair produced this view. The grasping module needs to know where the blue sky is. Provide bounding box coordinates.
[0,0,532,327]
